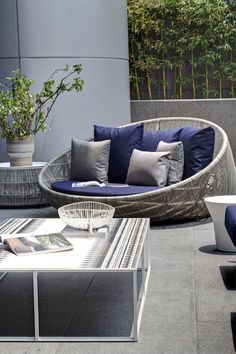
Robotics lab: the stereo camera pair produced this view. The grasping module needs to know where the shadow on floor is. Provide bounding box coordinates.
[198,245,236,256]
[231,313,236,351]
[151,217,211,230]
[219,266,236,290]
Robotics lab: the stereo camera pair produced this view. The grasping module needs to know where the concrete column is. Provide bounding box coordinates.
[0,0,20,161]
[0,0,130,162]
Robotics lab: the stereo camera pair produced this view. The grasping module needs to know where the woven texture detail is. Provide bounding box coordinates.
[0,165,47,207]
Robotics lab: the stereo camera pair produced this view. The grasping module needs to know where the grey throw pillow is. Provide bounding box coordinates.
[157,141,184,185]
[70,139,111,182]
[126,149,170,187]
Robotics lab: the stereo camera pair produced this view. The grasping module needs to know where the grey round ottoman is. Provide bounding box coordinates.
[0,162,48,207]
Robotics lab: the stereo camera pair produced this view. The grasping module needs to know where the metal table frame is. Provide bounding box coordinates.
[0,218,150,342]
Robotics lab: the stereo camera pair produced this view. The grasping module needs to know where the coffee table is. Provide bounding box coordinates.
[0,217,150,341]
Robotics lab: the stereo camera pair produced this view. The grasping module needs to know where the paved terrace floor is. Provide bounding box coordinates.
[0,207,236,354]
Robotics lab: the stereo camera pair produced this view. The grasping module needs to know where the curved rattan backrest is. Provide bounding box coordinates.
[39,117,227,190]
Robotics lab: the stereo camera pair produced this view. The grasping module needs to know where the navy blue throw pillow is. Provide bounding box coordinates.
[94,124,144,183]
[179,126,215,179]
[142,128,183,151]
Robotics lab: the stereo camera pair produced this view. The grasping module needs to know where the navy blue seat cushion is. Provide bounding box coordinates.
[142,128,183,151]
[51,180,161,197]
[94,124,143,183]
[225,206,236,247]
[179,126,215,179]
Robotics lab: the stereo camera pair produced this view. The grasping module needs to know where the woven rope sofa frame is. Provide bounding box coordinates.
[38,117,236,222]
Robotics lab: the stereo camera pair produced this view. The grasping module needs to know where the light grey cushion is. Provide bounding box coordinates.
[157,141,184,185]
[70,139,111,182]
[126,149,170,186]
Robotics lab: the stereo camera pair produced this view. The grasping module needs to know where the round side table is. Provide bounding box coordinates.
[0,162,48,207]
[204,195,236,252]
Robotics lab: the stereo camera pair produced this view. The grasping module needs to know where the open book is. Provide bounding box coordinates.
[4,233,73,256]
[72,181,105,187]
[71,182,130,188]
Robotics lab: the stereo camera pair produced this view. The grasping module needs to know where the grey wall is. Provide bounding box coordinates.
[131,99,236,160]
[0,0,130,162]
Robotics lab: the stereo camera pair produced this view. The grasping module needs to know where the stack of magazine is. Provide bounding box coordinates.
[0,233,73,256]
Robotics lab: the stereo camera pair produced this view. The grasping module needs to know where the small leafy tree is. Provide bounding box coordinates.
[0,64,84,140]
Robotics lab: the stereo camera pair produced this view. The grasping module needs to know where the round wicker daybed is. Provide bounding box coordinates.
[38,117,236,222]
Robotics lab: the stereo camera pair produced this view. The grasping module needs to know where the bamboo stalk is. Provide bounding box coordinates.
[174,66,177,98]
[161,30,166,99]
[179,64,183,99]
[191,49,196,99]
[231,83,234,98]
[130,40,140,100]
[205,45,209,99]
[162,65,166,99]
[146,68,152,100]
[219,56,222,98]
[230,52,234,97]
[219,75,222,98]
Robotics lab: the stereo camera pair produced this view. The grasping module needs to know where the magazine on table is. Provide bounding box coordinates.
[3,233,73,256]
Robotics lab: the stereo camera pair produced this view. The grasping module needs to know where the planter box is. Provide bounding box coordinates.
[131,99,236,162]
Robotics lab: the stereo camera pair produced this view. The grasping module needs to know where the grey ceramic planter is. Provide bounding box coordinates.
[7,135,35,167]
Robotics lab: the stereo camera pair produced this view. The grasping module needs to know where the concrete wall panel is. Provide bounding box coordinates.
[0,0,18,58]
[18,0,128,59]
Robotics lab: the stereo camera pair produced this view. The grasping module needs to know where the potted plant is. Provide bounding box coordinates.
[0,64,84,167]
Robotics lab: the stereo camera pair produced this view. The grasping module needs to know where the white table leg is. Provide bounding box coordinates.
[33,271,40,341]
[132,270,138,341]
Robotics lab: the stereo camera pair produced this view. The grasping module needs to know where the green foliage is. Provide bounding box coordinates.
[0,64,84,140]
[128,0,236,99]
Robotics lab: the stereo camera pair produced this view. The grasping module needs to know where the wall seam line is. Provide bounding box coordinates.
[19,56,129,61]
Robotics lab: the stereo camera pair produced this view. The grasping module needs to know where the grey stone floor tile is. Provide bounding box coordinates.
[150,242,193,258]
[148,264,194,292]
[56,343,133,354]
[193,228,215,248]
[196,289,236,322]
[0,208,32,218]
[140,321,196,354]
[0,206,58,219]
[150,226,193,238]
[193,218,213,230]
[197,321,235,354]
[149,229,194,260]
[57,333,195,354]
[194,258,228,291]
[194,228,236,263]
[28,206,58,218]
[151,220,194,230]
[150,249,193,264]
[0,342,59,354]
[141,291,195,325]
